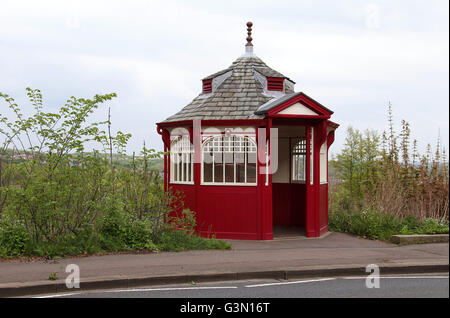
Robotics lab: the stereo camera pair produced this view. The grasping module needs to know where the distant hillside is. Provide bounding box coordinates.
[0,149,164,173]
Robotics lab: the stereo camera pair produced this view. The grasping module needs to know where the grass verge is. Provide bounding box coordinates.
[0,227,231,260]
[329,210,449,241]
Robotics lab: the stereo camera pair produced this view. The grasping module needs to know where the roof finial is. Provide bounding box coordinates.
[246,22,253,47]
[245,21,254,55]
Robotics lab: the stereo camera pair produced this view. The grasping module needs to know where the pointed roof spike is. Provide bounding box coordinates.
[245,21,254,55]
[246,21,253,46]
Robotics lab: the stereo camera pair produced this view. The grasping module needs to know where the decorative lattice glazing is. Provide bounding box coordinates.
[292,138,307,182]
[292,139,306,155]
[202,135,257,185]
[171,135,193,154]
[202,135,257,154]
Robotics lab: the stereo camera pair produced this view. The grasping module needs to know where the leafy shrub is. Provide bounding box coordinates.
[98,196,156,251]
[166,209,197,235]
[0,219,30,258]
[413,218,449,235]
[0,88,229,259]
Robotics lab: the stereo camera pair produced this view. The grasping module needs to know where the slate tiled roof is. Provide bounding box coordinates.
[254,92,302,115]
[253,66,295,84]
[202,67,234,81]
[163,55,294,122]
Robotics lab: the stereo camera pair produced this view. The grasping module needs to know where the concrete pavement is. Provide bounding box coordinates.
[0,232,448,297]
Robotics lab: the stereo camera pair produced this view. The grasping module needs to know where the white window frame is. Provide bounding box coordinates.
[170,135,194,185]
[291,138,307,184]
[320,140,328,184]
[310,127,314,185]
[265,140,269,186]
[201,134,257,186]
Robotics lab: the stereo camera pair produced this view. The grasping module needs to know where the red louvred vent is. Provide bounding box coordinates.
[267,77,284,91]
[202,79,212,93]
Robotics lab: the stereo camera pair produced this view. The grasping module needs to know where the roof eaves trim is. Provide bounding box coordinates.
[254,92,301,115]
[254,92,334,117]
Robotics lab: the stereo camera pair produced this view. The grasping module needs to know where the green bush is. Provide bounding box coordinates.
[411,218,449,235]
[329,210,449,240]
[0,88,229,259]
[97,196,155,251]
[0,220,30,258]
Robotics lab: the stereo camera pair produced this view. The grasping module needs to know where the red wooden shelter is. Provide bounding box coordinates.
[156,22,338,240]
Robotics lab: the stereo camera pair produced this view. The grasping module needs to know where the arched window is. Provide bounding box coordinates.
[202,135,257,185]
[170,135,194,184]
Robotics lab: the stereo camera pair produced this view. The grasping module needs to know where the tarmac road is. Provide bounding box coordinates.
[33,273,449,298]
[2,234,447,298]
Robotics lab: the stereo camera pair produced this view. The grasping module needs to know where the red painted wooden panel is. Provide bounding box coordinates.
[319,184,328,233]
[170,184,259,239]
[261,186,273,239]
[291,183,306,227]
[169,184,197,220]
[196,185,258,240]
[272,183,306,227]
[272,183,291,226]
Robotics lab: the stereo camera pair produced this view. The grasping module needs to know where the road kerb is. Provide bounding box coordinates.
[1,262,448,297]
[390,234,449,245]
[0,281,58,298]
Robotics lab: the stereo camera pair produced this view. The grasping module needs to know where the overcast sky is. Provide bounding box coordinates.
[0,0,448,156]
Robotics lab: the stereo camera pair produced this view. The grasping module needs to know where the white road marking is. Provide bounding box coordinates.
[31,275,449,297]
[245,278,336,288]
[32,286,238,298]
[342,275,449,280]
[103,286,239,293]
[34,292,82,298]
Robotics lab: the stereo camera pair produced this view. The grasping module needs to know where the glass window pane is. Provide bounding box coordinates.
[178,153,183,182]
[224,152,234,183]
[203,152,212,182]
[184,158,188,182]
[181,154,185,182]
[202,135,257,185]
[291,139,307,182]
[299,154,305,180]
[292,154,306,181]
[213,152,223,183]
[173,156,178,181]
[190,153,194,182]
[170,136,194,183]
[247,152,257,183]
[187,153,191,182]
[292,154,297,180]
[235,152,245,183]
